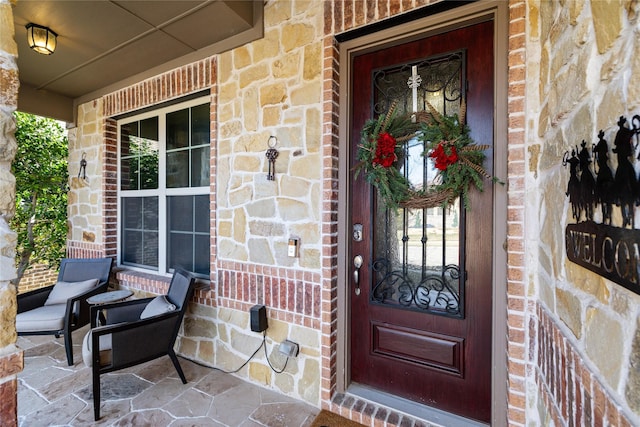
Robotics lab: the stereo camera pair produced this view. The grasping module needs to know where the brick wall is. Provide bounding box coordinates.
[506,1,527,425]
[536,304,634,427]
[320,20,340,407]
[17,264,58,293]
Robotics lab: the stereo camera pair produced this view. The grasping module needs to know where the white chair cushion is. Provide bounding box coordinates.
[82,328,113,367]
[44,279,100,305]
[140,295,176,319]
[16,304,67,332]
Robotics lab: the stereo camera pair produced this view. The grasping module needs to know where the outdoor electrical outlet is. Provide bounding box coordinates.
[287,238,299,257]
[279,340,299,358]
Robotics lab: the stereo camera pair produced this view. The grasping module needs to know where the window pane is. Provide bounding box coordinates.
[120,122,138,190]
[122,196,158,269]
[191,146,210,187]
[168,196,193,231]
[137,130,159,190]
[120,156,139,191]
[123,198,142,228]
[167,195,210,275]
[191,104,210,146]
[120,122,138,155]
[168,233,193,271]
[194,235,210,275]
[167,109,189,150]
[143,231,159,268]
[167,150,189,188]
[140,117,158,141]
[194,195,209,233]
[144,197,159,229]
[123,230,143,265]
[139,154,158,189]
[120,118,158,190]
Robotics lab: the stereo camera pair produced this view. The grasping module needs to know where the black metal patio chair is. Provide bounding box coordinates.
[16,257,114,366]
[82,268,196,420]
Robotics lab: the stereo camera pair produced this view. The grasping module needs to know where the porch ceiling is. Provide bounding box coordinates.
[12,0,262,123]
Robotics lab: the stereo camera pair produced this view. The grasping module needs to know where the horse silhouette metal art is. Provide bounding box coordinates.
[564,115,640,228]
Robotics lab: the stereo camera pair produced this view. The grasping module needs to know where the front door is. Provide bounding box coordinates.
[349,21,494,423]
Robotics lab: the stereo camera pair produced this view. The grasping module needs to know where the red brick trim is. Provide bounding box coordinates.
[116,269,215,307]
[0,349,23,427]
[217,260,321,329]
[0,379,18,427]
[103,117,118,258]
[66,240,106,258]
[103,58,215,117]
[319,25,341,405]
[536,304,634,426]
[506,0,527,425]
[0,351,23,379]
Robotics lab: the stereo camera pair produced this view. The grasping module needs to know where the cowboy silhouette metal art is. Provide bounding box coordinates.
[564,115,640,227]
[564,114,640,296]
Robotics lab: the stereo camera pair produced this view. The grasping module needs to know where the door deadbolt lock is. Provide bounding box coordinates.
[353,223,363,242]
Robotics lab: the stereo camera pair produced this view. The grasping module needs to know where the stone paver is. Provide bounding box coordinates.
[17,327,319,426]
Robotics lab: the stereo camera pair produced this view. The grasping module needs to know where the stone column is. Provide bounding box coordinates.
[0,1,23,426]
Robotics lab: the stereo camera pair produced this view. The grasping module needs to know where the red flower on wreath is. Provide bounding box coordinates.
[429,142,458,171]
[372,132,398,168]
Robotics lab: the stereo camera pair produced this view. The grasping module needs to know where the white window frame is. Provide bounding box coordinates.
[116,96,211,276]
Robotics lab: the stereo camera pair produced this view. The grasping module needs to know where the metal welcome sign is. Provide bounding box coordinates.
[564,114,640,295]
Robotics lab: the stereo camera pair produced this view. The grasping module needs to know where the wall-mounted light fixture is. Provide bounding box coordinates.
[26,23,57,55]
[78,152,87,179]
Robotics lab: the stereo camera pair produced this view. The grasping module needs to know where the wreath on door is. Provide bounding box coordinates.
[355,100,498,210]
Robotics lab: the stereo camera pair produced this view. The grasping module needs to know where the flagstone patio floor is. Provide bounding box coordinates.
[17,326,319,427]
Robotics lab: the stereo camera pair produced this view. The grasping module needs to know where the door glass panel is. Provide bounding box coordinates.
[371,51,466,318]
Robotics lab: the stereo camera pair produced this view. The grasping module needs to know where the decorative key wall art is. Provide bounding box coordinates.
[265,135,279,181]
[563,114,640,295]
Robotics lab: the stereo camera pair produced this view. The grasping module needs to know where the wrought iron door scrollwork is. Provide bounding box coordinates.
[371,258,462,317]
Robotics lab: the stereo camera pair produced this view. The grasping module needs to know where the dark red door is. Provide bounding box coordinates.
[350,21,494,423]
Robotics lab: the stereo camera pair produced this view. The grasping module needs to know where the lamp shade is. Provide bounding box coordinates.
[26,23,57,55]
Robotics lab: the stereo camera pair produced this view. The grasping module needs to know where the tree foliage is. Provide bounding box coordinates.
[10,112,68,286]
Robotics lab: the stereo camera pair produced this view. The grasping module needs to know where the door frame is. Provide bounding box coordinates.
[335,1,509,424]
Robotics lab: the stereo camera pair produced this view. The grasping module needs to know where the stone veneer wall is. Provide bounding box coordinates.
[0,1,22,426]
[527,1,640,426]
[213,0,325,404]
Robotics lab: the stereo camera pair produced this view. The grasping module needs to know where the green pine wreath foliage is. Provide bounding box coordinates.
[355,101,498,210]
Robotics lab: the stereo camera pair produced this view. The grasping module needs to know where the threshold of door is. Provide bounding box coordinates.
[347,383,489,427]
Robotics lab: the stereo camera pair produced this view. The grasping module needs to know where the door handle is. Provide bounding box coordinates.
[353,255,363,296]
